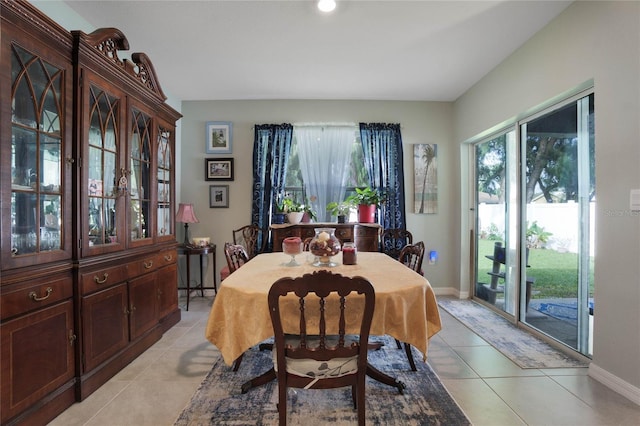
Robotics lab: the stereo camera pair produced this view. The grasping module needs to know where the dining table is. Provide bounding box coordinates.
[205,251,442,393]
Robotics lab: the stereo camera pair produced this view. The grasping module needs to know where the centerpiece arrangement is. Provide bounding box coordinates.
[308,228,341,267]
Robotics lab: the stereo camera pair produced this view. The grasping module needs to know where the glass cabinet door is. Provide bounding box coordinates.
[156,127,173,238]
[87,84,120,248]
[10,44,64,258]
[129,108,152,243]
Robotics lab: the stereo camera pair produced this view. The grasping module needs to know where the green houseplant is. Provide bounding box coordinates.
[326,200,355,223]
[281,197,304,224]
[347,187,385,223]
[347,186,385,206]
[302,204,316,222]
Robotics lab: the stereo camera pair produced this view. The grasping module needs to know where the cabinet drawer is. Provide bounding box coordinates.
[156,249,177,267]
[1,277,73,320]
[128,255,159,277]
[334,227,353,242]
[80,264,128,295]
[354,225,379,237]
[276,227,300,239]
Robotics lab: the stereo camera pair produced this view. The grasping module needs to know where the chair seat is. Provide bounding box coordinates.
[220,265,230,281]
[273,335,359,379]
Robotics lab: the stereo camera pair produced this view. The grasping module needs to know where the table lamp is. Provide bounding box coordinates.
[175,203,199,245]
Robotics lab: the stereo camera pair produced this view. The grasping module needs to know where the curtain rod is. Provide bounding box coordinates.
[252,122,403,129]
[293,122,357,127]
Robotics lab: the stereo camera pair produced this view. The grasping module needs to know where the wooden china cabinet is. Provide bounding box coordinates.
[0,2,182,424]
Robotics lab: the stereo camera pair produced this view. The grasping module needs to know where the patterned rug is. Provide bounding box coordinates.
[528,298,595,325]
[438,298,589,369]
[175,335,470,425]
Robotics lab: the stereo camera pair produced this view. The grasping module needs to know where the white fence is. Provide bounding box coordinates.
[478,202,595,255]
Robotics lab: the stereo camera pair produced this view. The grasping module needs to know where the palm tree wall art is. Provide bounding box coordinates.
[414,144,437,214]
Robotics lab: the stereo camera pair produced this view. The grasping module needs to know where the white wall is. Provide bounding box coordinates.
[180,100,457,292]
[454,1,640,399]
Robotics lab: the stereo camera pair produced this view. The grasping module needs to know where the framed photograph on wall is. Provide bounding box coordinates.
[209,185,229,208]
[205,158,234,181]
[205,121,233,154]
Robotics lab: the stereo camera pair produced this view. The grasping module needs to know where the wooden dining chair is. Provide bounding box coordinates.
[302,237,313,251]
[222,242,253,371]
[224,242,250,274]
[232,224,266,258]
[268,270,375,426]
[395,241,426,371]
[380,228,413,260]
[221,225,265,281]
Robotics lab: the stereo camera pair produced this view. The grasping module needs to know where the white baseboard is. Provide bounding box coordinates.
[433,286,469,299]
[589,363,640,406]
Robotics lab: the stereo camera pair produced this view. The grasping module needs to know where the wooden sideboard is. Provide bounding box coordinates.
[270,223,382,252]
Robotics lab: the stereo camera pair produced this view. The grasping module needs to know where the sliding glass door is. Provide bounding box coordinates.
[473,92,594,357]
[520,94,594,355]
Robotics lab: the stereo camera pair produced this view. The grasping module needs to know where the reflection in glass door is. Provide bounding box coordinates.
[521,94,594,356]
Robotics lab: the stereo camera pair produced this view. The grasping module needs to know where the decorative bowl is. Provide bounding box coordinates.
[192,237,210,247]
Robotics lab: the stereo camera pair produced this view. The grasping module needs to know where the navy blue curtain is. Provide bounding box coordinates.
[251,124,293,250]
[359,123,406,230]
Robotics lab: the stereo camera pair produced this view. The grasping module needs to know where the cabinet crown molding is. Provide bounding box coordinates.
[74,27,167,101]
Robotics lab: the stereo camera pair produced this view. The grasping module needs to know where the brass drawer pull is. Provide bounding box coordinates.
[144,260,154,269]
[29,287,53,302]
[94,273,109,284]
[164,254,173,262]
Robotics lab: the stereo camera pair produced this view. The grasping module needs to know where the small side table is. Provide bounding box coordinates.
[177,244,217,311]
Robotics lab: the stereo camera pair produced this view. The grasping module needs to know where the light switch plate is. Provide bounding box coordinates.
[630,189,640,211]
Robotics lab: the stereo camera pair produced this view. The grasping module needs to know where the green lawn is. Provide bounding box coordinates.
[477,239,594,299]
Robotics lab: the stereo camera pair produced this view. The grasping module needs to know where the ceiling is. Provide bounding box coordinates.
[62,0,572,102]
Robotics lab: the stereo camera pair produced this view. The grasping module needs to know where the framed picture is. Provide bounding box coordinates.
[209,185,229,208]
[205,158,234,181]
[205,121,233,154]
[413,144,438,214]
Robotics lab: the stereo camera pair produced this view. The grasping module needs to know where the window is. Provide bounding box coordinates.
[284,125,368,221]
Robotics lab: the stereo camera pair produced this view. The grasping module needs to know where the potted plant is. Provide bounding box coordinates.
[301,204,316,223]
[273,197,287,224]
[326,200,355,223]
[281,197,305,224]
[347,186,385,223]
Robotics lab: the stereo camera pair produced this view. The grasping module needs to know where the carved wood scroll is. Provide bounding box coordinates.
[83,27,167,100]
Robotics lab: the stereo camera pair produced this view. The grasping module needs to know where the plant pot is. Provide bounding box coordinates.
[272,213,286,224]
[358,204,376,223]
[337,215,347,223]
[301,212,312,223]
[287,212,304,224]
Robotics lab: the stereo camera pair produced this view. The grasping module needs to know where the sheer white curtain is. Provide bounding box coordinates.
[294,124,356,222]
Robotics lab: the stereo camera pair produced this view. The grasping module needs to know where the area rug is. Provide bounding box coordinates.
[529,298,595,325]
[175,335,470,425]
[438,298,589,369]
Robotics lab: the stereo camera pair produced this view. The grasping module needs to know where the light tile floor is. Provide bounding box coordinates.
[50,295,640,425]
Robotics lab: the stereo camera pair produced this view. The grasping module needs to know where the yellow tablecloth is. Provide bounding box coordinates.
[205,252,442,366]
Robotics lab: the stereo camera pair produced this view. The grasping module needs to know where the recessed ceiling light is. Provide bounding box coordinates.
[318,0,336,13]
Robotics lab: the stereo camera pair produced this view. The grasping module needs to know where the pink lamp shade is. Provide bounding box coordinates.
[175,203,199,224]
[176,203,199,244]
